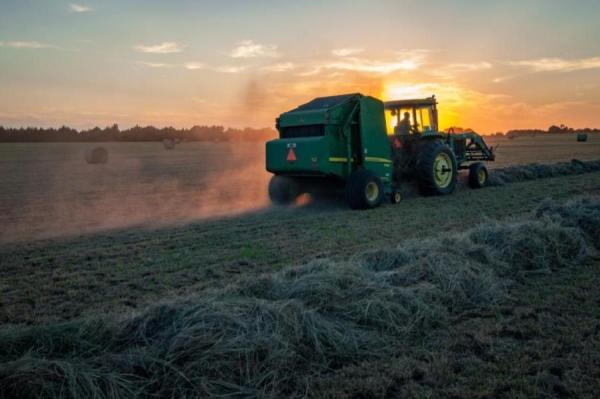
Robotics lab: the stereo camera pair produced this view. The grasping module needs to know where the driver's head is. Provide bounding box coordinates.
[403,112,410,120]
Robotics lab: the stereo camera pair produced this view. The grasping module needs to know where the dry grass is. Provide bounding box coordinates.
[0,196,597,398]
[0,134,598,242]
[0,142,269,243]
[487,159,600,186]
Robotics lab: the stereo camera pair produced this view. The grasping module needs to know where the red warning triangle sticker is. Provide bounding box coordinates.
[286,147,297,162]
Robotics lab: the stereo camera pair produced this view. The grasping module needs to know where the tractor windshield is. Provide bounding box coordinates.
[385,106,435,135]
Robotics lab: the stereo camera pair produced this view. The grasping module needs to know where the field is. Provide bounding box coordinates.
[1,134,599,244]
[1,134,600,397]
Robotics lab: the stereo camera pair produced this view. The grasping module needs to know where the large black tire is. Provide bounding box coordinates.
[345,169,384,209]
[468,162,488,189]
[416,140,457,195]
[268,175,299,205]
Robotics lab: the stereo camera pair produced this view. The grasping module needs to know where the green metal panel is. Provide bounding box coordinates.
[278,111,326,127]
[266,136,330,175]
[268,94,362,179]
[358,96,393,184]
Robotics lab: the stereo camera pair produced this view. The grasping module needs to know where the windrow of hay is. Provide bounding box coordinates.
[83,147,108,164]
[488,159,600,186]
[1,196,599,398]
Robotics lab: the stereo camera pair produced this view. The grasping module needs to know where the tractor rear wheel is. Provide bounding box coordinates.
[268,175,299,205]
[416,140,457,195]
[468,162,488,188]
[345,169,384,209]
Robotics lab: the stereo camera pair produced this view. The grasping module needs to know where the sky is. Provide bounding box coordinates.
[1,0,600,133]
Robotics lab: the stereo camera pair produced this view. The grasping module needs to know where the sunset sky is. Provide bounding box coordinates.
[1,0,600,133]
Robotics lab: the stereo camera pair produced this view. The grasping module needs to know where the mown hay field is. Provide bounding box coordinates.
[1,134,599,243]
[1,133,600,398]
[0,141,270,243]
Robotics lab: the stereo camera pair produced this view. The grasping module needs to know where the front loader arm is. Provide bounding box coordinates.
[464,132,495,161]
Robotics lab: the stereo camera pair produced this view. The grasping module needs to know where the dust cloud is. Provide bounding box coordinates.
[0,142,272,243]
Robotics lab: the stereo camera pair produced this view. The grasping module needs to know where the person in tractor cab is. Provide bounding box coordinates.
[397,112,411,136]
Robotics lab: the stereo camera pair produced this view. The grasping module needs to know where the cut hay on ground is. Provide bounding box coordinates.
[83,147,108,164]
[0,196,599,398]
[488,159,600,186]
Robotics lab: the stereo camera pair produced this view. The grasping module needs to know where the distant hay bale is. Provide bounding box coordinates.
[84,147,108,164]
[577,133,588,142]
[163,138,175,150]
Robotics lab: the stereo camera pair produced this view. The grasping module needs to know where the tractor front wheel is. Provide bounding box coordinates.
[416,140,457,195]
[468,162,488,188]
[268,175,299,205]
[345,169,384,209]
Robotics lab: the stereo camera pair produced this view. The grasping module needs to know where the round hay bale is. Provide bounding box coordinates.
[84,147,108,164]
[163,138,175,150]
[577,133,588,142]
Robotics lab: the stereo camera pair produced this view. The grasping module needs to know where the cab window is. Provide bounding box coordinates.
[385,107,414,135]
[417,108,433,132]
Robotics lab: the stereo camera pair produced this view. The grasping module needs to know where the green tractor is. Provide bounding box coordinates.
[266,93,494,209]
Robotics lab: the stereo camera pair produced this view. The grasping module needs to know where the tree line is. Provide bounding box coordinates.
[0,124,277,143]
[504,124,600,138]
[0,123,598,142]
[447,124,600,137]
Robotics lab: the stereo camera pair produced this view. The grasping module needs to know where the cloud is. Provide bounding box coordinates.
[446,62,493,71]
[0,41,57,49]
[331,48,364,57]
[214,65,248,73]
[228,40,279,58]
[320,56,422,74]
[183,63,246,73]
[133,42,185,54]
[297,49,428,76]
[137,61,174,68]
[184,62,205,70]
[508,57,600,72]
[261,62,295,72]
[69,3,91,13]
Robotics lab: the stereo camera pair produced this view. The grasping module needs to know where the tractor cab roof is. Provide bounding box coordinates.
[384,96,437,109]
[291,93,361,112]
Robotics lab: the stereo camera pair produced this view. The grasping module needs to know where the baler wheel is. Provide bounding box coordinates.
[268,175,299,205]
[416,140,458,196]
[345,169,384,209]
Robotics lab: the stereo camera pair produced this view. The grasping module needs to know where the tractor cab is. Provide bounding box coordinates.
[384,96,439,136]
